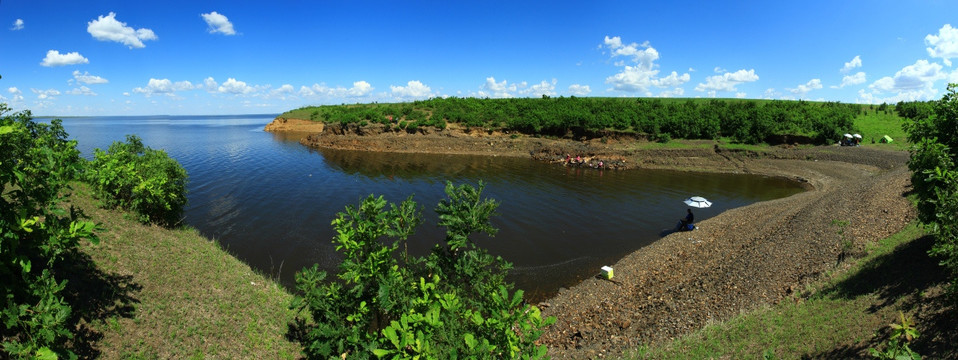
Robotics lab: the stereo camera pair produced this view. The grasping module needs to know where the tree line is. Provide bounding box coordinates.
[290,97,863,144]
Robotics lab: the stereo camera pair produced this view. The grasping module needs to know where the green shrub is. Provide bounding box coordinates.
[291,182,553,359]
[1,104,99,358]
[85,134,188,227]
[905,83,958,295]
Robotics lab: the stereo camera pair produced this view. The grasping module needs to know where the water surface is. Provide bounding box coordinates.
[58,115,804,299]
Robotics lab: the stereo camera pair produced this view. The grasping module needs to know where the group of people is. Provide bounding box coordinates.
[563,154,607,169]
[840,133,862,146]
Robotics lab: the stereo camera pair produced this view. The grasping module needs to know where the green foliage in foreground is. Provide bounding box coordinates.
[1,104,99,359]
[903,83,958,295]
[287,97,861,144]
[84,134,188,227]
[291,182,554,359]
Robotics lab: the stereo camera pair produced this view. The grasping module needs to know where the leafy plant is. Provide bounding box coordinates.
[869,312,920,360]
[903,83,958,295]
[1,104,99,358]
[84,134,188,227]
[291,182,554,359]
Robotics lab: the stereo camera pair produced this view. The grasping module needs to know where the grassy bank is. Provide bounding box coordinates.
[65,183,300,359]
[625,222,956,359]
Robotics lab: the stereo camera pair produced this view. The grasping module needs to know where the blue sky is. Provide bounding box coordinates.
[2,1,958,116]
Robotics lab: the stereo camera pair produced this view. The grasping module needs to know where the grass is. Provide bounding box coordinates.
[63,183,301,359]
[854,106,910,150]
[623,222,956,359]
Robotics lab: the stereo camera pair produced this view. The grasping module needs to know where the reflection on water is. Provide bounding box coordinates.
[58,115,804,301]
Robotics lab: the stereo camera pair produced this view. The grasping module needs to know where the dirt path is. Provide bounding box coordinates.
[265,118,915,358]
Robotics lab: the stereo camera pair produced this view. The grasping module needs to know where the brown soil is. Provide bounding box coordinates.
[265,118,916,359]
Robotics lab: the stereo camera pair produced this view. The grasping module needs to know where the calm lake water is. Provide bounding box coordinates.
[56,114,804,300]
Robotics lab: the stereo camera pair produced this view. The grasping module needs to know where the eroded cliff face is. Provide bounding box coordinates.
[263,117,326,132]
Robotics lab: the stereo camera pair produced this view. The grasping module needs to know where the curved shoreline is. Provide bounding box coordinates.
[265,119,915,358]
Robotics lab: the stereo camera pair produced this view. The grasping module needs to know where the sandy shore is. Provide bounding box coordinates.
[265,118,915,358]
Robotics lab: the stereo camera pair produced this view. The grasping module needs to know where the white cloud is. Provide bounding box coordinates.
[861,59,947,103]
[218,78,254,94]
[480,77,518,98]
[841,55,862,73]
[275,84,295,94]
[834,72,866,88]
[390,80,434,99]
[652,71,691,88]
[926,24,958,66]
[201,11,236,35]
[788,78,823,96]
[87,12,157,49]
[713,66,727,73]
[298,85,315,97]
[40,50,89,67]
[11,19,24,30]
[602,36,690,95]
[31,88,61,100]
[735,92,747,98]
[568,84,591,96]
[297,81,374,99]
[694,69,759,93]
[657,87,685,98]
[133,78,194,96]
[7,87,24,102]
[72,70,108,84]
[520,79,557,97]
[763,88,778,99]
[348,81,373,97]
[67,86,97,96]
[202,77,218,92]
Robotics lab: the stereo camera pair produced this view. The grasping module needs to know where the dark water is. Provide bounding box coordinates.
[56,115,804,300]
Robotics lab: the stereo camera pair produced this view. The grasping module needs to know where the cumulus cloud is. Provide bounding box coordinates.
[40,50,89,67]
[201,11,236,35]
[391,80,434,99]
[298,81,375,99]
[133,78,195,96]
[202,77,218,92]
[218,78,253,94]
[602,36,690,95]
[348,81,373,97]
[479,77,518,98]
[568,84,591,96]
[788,78,823,97]
[275,84,294,94]
[72,70,108,84]
[694,69,759,94]
[87,12,157,48]
[834,72,866,88]
[31,88,61,100]
[520,79,557,97]
[841,55,862,73]
[11,19,24,30]
[860,59,947,103]
[926,24,958,66]
[7,87,24,102]
[67,86,97,96]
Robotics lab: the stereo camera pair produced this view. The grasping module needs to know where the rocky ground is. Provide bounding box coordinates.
[266,118,916,359]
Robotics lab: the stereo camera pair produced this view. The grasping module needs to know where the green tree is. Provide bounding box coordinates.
[904,83,958,295]
[1,104,99,358]
[291,182,553,359]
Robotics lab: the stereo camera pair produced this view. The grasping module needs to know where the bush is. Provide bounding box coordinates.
[291,182,553,359]
[85,134,188,227]
[904,83,958,295]
[1,104,99,358]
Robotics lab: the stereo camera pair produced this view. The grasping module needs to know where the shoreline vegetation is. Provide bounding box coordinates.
[15,97,952,358]
[252,97,948,358]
